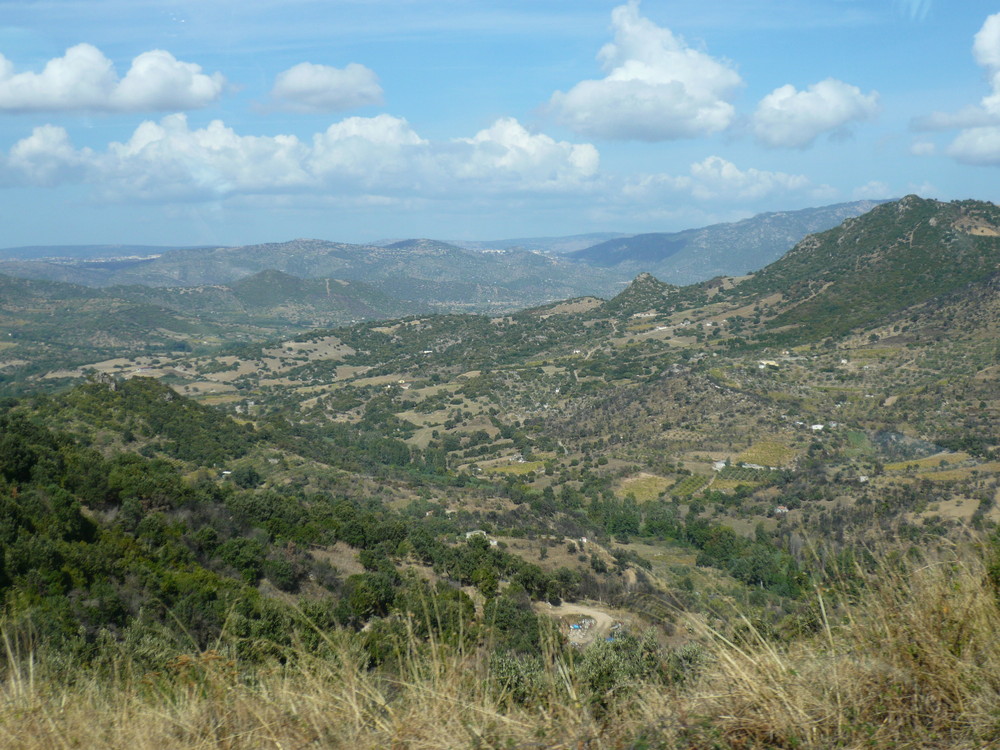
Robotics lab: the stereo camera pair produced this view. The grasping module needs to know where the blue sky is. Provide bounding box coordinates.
[0,0,999,247]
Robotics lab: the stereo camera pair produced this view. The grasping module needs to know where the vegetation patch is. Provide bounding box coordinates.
[885,452,971,472]
[484,460,545,475]
[616,473,673,501]
[735,440,798,467]
[670,474,710,497]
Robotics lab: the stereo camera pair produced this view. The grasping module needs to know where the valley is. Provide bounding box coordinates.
[0,195,998,748]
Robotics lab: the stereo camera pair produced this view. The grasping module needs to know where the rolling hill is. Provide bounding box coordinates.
[569,199,884,284]
[0,238,630,312]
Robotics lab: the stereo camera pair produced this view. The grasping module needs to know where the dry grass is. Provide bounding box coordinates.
[885,452,971,472]
[5,549,1000,749]
[734,441,798,468]
[685,549,1000,749]
[0,635,620,750]
[484,461,545,476]
[616,473,674,501]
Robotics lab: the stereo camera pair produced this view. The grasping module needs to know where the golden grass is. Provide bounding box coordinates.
[918,461,1000,482]
[735,440,798,468]
[0,634,619,749]
[685,549,1000,749]
[484,461,545,476]
[885,452,971,472]
[5,550,1000,749]
[616,473,673,501]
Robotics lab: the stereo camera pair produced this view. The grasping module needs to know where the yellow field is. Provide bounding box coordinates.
[196,394,243,405]
[0,341,16,351]
[735,440,798,467]
[616,473,673,501]
[885,452,970,472]
[625,321,660,332]
[484,461,545,475]
[917,461,1000,482]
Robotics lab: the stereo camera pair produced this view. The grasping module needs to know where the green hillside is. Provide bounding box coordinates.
[744,196,1000,340]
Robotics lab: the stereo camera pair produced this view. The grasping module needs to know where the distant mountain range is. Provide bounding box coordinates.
[568,200,885,284]
[0,200,890,312]
[0,238,628,312]
[0,244,217,261]
[446,232,629,254]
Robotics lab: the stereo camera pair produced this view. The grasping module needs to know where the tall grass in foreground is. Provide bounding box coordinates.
[3,549,1000,749]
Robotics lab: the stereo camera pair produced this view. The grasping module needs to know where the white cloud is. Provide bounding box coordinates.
[973,13,1000,70]
[0,114,599,200]
[751,78,879,149]
[546,0,741,141]
[452,118,599,190]
[947,126,1000,166]
[624,156,817,202]
[911,106,998,132]
[852,180,892,200]
[270,62,383,113]
[0,44,224,113]
[974,15,1000,117]
[686,156,812,200]
[103,115,312,199]
[937,14,1000,165]
[915,15,1000,133]
[910,140,936,156]
[5,125,92,186]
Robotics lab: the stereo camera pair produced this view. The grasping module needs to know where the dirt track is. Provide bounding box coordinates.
[541,601,617,646]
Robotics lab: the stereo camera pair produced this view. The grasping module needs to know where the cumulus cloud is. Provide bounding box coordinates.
[852,180,893,199]
[546,0,741,141]
[914,14,1000,133]
[6,125,93,186]
[624,156,816,202]
[452,118,599,190]
[270,62,383,113]
[973,13,1000,70]
[751,78,879,149]
[947,126,1000,165]
[0,44,224,113]
[934,13,1000,165]
[0,114,600,200]
[685,156,812,199]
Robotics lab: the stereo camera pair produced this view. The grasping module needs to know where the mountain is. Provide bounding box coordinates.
[106,269,423,326]
[601,271,678,316]
[569,200,885,284]
[740,195,1000,340]
[0,238,630,312]
[448,232,629,254]
[0,243,215,261]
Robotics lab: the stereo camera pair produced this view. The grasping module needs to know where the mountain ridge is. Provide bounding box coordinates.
[569,200,886,284]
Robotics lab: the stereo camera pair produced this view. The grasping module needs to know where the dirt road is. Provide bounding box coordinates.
[540,601,618,646]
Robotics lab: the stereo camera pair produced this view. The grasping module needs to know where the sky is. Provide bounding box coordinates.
[1,0,999,247]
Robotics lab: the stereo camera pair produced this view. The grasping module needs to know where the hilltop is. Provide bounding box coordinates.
[737,195,1000,340]
[569,199,884,284]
